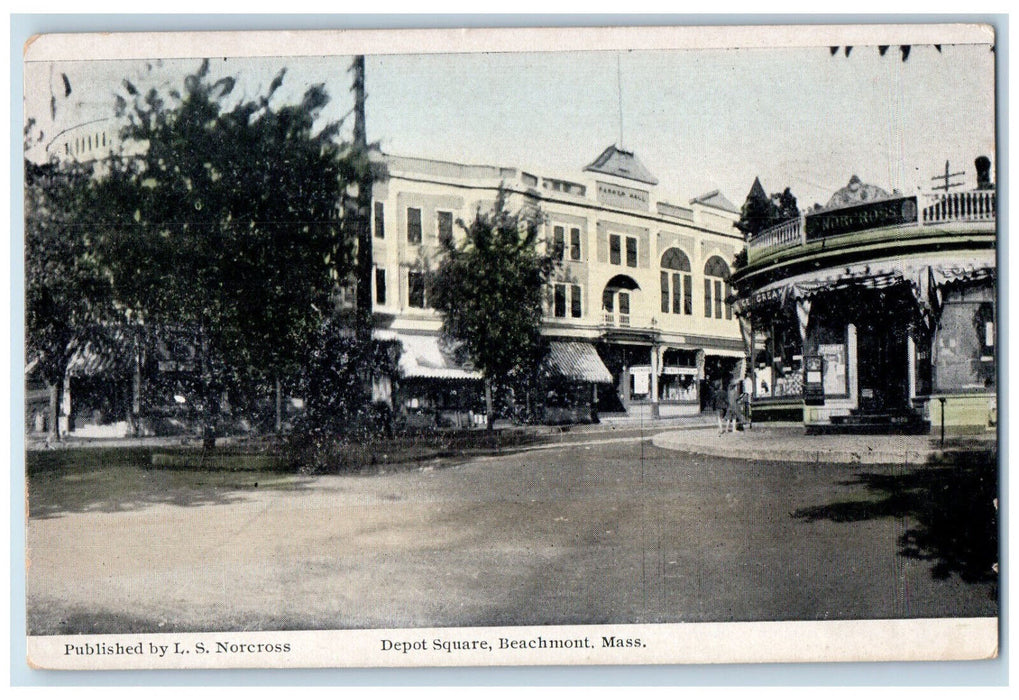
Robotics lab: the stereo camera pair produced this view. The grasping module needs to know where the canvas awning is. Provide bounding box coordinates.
[396,333,482,381]
[734,256,995,313]
[544,341,613,384]
[66,328,136,378]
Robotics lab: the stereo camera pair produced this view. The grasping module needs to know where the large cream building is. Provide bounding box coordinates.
[369,146,745,421]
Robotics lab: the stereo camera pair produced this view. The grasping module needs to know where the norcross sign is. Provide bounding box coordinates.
[805,196,918,241]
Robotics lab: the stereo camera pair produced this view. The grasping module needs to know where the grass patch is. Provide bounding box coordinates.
[26,446,308,520]
[150,452,286,471]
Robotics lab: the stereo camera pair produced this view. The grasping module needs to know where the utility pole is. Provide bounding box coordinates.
[930,160,965,192]
[349,55,374,344]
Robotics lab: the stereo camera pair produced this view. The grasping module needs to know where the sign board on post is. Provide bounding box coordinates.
[803,355,824,406]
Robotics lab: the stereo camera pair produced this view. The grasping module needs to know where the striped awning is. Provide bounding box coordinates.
[735,256,995,313]
[66,336,134,377]
[396,333,482,381]
[544,341,613,384]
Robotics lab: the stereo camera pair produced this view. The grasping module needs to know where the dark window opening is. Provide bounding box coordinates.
[374,201,385,239]
[407,207,422,245]
[408,270,425,308]
[438,211,454,247]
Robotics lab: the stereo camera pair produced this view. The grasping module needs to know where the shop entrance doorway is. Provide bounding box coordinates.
[856,319,909,413]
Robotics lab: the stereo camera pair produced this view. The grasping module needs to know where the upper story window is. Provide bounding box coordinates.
[437,211,454,247]
[610,233,637,267]
[553,283,583,319]
[407,269,426,309]
[553,226,566,259]
[569,227,581,261]
[374,202,385,239]
[609,233,639,267]
[704,255,732,320]
[660,248,693,315]
[407,207,422,245]
[551,225,582,262]
[374,266,387,306]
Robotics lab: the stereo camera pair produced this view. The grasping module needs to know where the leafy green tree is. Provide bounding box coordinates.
[774,187,800,221]
[736,178,800,238]
[735,177,775,238]
[25,146,118,441]
[428,191,559,429]
[92,60,359,446]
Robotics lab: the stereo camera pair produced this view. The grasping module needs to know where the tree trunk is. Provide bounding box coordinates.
[275,376,283,434]
[484,378,494,431]
[199,328,217,450]
[48,380,61,442]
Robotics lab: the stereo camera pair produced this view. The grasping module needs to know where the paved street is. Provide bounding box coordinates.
[26,437,997,635]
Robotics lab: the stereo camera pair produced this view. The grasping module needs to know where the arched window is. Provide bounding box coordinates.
[660,248,692,315]
[704,256,732,320]
[602,275,640,327]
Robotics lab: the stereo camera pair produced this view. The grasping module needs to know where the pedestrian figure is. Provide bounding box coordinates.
[720,379,751,434]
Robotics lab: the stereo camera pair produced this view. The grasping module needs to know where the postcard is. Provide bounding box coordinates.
[22,23,998,670]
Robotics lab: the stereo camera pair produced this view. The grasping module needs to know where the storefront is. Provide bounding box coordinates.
[732,172,996,434]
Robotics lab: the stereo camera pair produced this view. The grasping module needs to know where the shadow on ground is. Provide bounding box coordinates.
[27,447,313,520]
[791,450,998,590]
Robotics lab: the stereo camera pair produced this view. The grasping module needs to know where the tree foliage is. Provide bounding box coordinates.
[25,141,119,439]
[90,60,359,441]
[428,191,559,426]
[736,178,800,238]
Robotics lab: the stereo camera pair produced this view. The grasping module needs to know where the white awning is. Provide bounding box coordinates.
[396,333,482,381]
[544,341,613,384]
[736,256,995,312]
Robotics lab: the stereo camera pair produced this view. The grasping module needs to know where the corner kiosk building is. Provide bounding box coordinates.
[729,161,997,435]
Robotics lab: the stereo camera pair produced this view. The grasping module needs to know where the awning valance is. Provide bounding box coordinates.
[544,341,613,384]
[66,328,135,378]
[396,333,483,381]
[735,257,995,313]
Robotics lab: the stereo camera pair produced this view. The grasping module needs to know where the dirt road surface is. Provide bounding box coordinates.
[26,439,997,634]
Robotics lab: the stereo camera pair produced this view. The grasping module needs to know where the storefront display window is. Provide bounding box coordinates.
[752,316,803,398]
[934,288,996,392]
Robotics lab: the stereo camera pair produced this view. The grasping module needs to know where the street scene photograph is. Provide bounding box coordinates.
[21,25,998,668]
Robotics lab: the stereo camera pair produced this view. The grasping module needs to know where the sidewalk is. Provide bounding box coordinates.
[652,425,996,465]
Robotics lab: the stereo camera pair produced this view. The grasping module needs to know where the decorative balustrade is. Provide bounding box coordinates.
[603,311,631,328]
[746,216,803,262]
[747,190,996,264]
[922,190,996,224]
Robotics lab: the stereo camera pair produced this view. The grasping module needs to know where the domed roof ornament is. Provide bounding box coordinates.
[822,175,892,210]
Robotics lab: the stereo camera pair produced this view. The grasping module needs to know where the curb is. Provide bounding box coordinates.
[651,431,994,465]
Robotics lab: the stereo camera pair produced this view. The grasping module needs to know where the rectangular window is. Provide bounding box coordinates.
[609,234,621,265]
[408,269,425,308]
[570,284,582,318]
[602,289,614,313]
[724,282,733,320]
[683,274,693,315]
[374,201,385,239]
[374,267,386,305]
[618,291,630,316]
[553,284,567,317]
[570,227,581,261]
[437,211,454,247]
[704,278,712,317]
[714,280,723,319]
[672,273,682,315]
[407,207,422,245]
[625,237,637,267]
[661,272,670,313]
[553,226,566,260]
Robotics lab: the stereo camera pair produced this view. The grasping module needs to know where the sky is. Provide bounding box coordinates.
[23,40,996,210]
